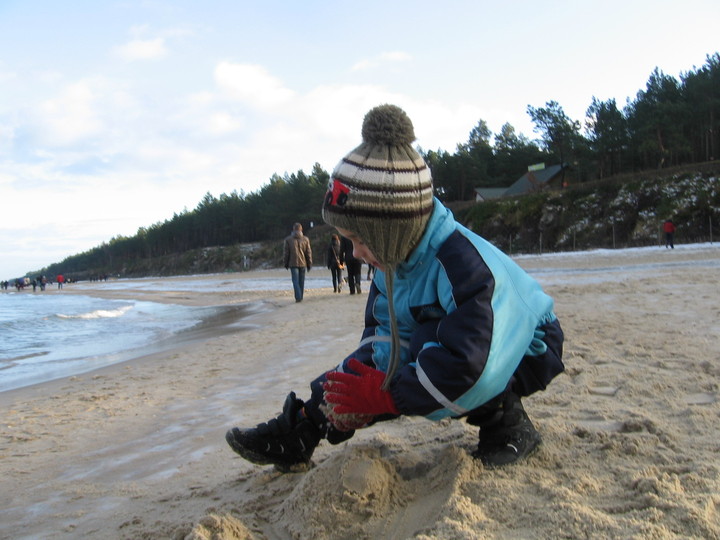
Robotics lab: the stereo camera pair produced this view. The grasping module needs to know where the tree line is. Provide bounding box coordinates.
[37,53,719,278]
[428,52,720,200]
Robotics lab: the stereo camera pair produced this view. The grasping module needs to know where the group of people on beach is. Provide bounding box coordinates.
[282,223,371,303]
[1,275,59,292]
[1,273,112,293]
[325,233,366,295]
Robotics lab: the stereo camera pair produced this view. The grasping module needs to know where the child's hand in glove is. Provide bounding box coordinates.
[323,358,399,416]
[319,402,374,432]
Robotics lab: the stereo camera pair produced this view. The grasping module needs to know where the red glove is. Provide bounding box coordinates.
[323,358,399,416]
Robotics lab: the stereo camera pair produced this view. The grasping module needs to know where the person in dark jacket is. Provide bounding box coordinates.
[326,234,344,293]
[227,105,564,472]
[283,223,312,302]
[340,235,362,294]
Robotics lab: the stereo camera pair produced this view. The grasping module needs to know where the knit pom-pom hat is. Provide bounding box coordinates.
[321,104,434,268]
[322,104,435,389]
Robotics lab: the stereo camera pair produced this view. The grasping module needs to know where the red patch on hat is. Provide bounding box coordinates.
[326,179,350,207]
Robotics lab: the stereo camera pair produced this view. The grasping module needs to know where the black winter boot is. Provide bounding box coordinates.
[226,392,321,472]
[471,392,541,468]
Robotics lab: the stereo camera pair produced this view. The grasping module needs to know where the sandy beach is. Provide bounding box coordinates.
[1,248,719,539]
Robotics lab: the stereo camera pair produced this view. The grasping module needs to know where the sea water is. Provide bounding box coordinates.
[0,270,335,393]
[0,292,234,393]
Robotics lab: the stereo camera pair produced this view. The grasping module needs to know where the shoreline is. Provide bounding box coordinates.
[0,300,272,396]
[0,267,349,396]
[1,248,719,539]
[0,270,298,395]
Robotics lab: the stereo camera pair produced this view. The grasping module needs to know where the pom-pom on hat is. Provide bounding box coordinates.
[321,104,434,267]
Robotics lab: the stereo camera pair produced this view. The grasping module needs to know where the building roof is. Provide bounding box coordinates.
[474,164,567,201]
[474,188,508,201]
[502,164,565,197]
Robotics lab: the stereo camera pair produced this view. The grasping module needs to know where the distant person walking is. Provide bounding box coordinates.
[341,235,362,294]
[283,223,312,302]
[326,234,345,293]
[56,274,65,289]
[663,220,676,249]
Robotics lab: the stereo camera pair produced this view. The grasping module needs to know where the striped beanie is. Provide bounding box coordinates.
[321,104,434,267]
[322,104,434,389]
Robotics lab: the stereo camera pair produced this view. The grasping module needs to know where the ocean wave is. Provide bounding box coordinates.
[56,305,134,320]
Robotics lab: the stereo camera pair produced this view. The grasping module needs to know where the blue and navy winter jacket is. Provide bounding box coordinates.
[339,200,564,421]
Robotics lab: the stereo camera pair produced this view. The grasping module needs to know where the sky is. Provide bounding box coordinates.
[1,0,718,279]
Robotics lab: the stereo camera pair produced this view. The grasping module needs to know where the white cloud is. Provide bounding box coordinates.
[351,50,412,71]
[350,59,373,72]
[169,92,247,139]
[206,112,245,135]
[0,69,17,83]
[113,38,168,61]
[35,81,103,146]
[0,171,15,188]
[0,123,14,153]
[380,51,412,62]
[214,62,295,108]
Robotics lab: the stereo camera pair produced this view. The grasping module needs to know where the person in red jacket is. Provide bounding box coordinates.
[56,274,65,289]
[663,220,676,249]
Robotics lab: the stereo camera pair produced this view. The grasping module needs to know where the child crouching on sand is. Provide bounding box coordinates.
[226,104,564,471]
